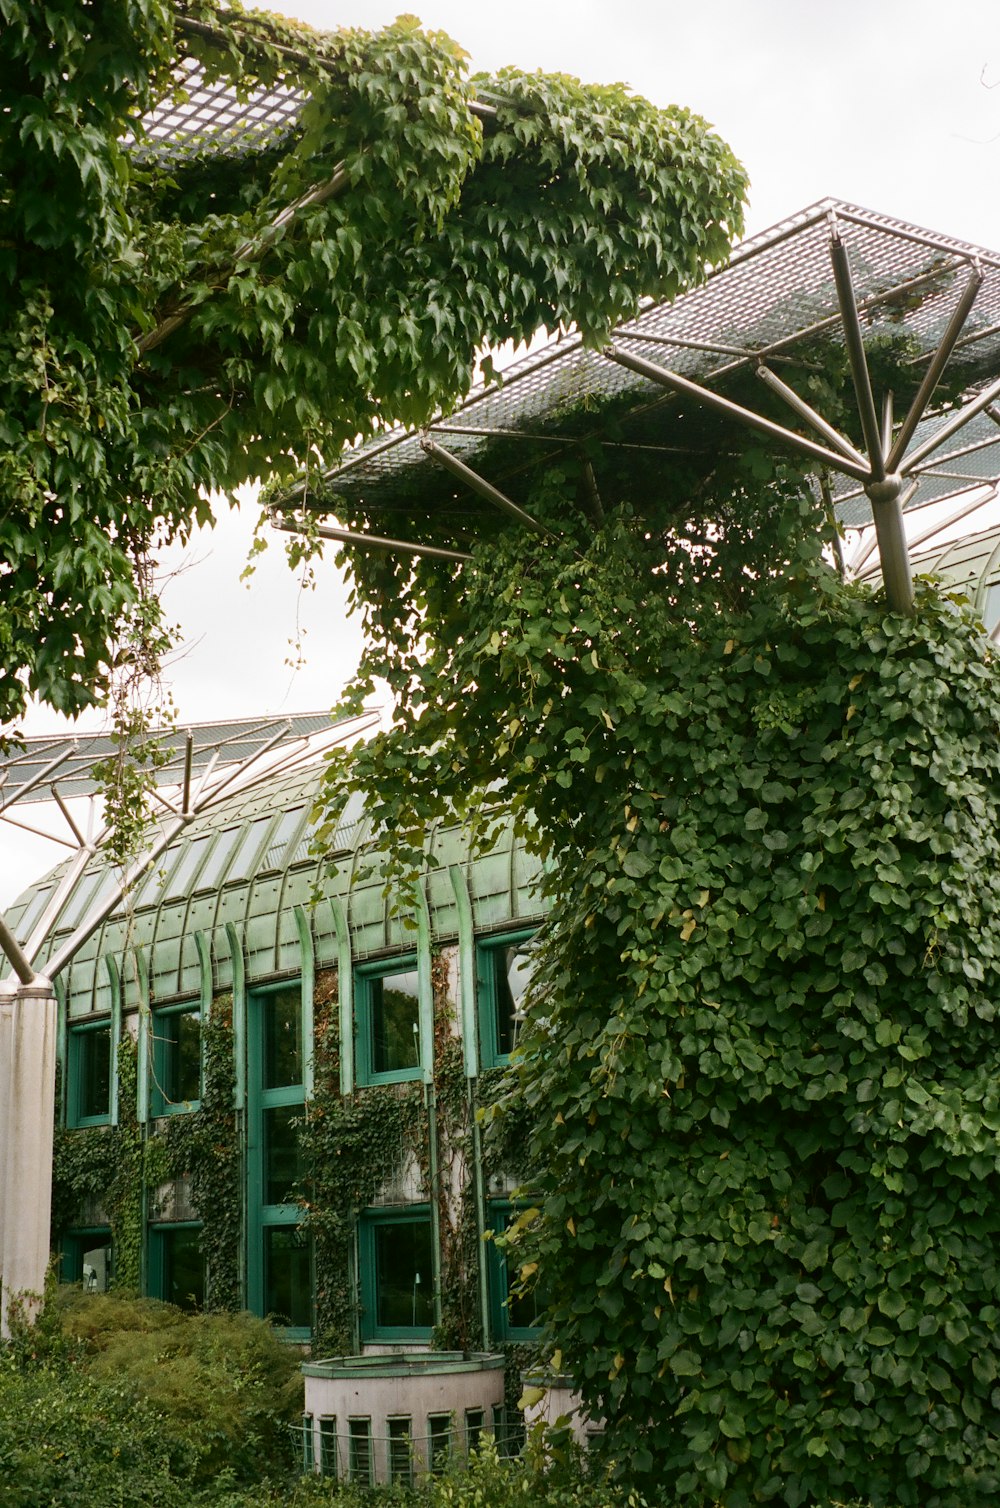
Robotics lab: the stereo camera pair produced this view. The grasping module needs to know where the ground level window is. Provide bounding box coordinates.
[348,1418,373,1486]
[149,1223,204,1311]
[476,932,534,1068]
[318,1416,338,1478]
[359,1208,434,1340]
[62,1229,112,1291]
[354,960,422,1084]
[428,1413,452,1475]
[151,1003,201,1113]
[387,1417,413,1486]
[67,1020,112,1126]
[465,1408,485,1454]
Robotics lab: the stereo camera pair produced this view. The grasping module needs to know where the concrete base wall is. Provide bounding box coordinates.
[303,1352,505,1483]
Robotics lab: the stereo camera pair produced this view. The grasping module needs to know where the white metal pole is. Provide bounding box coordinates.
[1,976,57,1336]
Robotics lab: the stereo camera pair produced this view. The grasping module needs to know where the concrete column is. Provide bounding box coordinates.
[1,977,57,1337]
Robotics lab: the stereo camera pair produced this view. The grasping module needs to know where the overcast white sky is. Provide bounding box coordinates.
[4,0,1000,904]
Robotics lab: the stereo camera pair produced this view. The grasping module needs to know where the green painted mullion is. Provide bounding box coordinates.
[328,895,353,1096]
[294,906,315,1098]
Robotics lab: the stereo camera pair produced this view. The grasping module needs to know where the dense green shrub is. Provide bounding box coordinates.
[52,1290,302,1485]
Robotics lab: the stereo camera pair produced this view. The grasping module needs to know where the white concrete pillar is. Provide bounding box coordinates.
[1,977,57,1337]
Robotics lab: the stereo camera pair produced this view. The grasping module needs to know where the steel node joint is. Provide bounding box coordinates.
[864,473,904,506]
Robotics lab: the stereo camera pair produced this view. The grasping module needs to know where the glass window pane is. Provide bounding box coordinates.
[370,969,420,1075]
[81,1239,111,1293]
[263,986,302,1089]
[225,816,274,884]
[159,1009,200,1105]
[161,1227,204,1310]
[264,1104,303,1205]
[264,1226,310,1328]
[78,1026,111,1120]
[161,836,212,901]
[491,943,534,1059]
[348,1419,373,1487]
[374,1218,433,1329]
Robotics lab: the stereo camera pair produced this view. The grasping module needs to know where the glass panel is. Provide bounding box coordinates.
[374,1218,433,1329]
[259,807,306,871]
[78,1026,111,1120]
[160,1009,200,1104]
[492,943,534,1059]
[264,1104,303,1205]
[348,1419,372,1487]
[301,1414,315,1472]
[224,816,274,884]
[161,836,211,901]
[81,1239,111,1293]
[263,986,302,1089]
[193,826,243,891]
[161,1227,204,1310]
[264,1225,310,1328]
[388,1418,413,1486]
[14,883,53,944]
[370,969,420,1075]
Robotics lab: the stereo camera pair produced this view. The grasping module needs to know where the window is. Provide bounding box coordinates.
[428,1413,452,1476]
[150,1003,201,1114]
[301,1414,315,1473]
[387,1417,413,1486]
[348,1419,373,1486]
[465,1408,485,1456]
[487,1202,543,1341]
[62,1229,112,1291]
[148,1224,204,1310]
[354,959,422,1085]
[477,932,534,1068]
[318,1416,338,1478]
[247,981,309,1334]
[67,1020,112,1126]
[359,1208,434,1340]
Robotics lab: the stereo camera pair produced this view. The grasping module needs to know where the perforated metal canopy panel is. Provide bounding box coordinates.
[285,199,1000,531]
[126,56,303,163]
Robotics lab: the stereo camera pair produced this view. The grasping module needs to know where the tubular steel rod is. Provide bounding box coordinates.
[901,374,1000,473]
[755,366,869,469]
[0,916,34,985]
[0,743,78,816]
[829,228,885,480]
[882,392,894,459]
[50,786,86,848]
[419,437,554,536]
[181,730,194,817]
[870,482,918,613]
[603,345,872,483]
[275,517,472,563]
[886,264,984,471]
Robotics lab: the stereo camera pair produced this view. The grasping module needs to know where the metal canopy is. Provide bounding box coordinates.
[0,713,346,807]
[274,198,1000,608]
[126,55,303,163]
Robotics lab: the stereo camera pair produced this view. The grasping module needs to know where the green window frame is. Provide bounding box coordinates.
[150,1001,201,1115]
[66,1019,113,1127]
[61,1227,112,1291]
[358,1206,435,1341]
[487,1201,543,1342]
[354,957,422,1086]
[476,931,535,1069]
[147,1222,205,1311]
[247,980,311,1336]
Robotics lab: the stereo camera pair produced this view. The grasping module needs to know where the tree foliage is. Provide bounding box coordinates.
[0,0,746,726]
[325,444,1000,1504]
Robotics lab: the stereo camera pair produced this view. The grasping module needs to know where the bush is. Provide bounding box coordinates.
[52,1289,303,1485]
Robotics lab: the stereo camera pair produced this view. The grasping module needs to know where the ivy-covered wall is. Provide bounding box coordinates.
[53,955,535,1388]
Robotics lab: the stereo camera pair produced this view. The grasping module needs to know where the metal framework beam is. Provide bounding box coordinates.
[603,344,872,483]
[755,365,869,469]
[274,515,472,563]
[886,263,984,471]
[419,436,554,536]
[829,224,885,481]
[900,374,1000,474]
